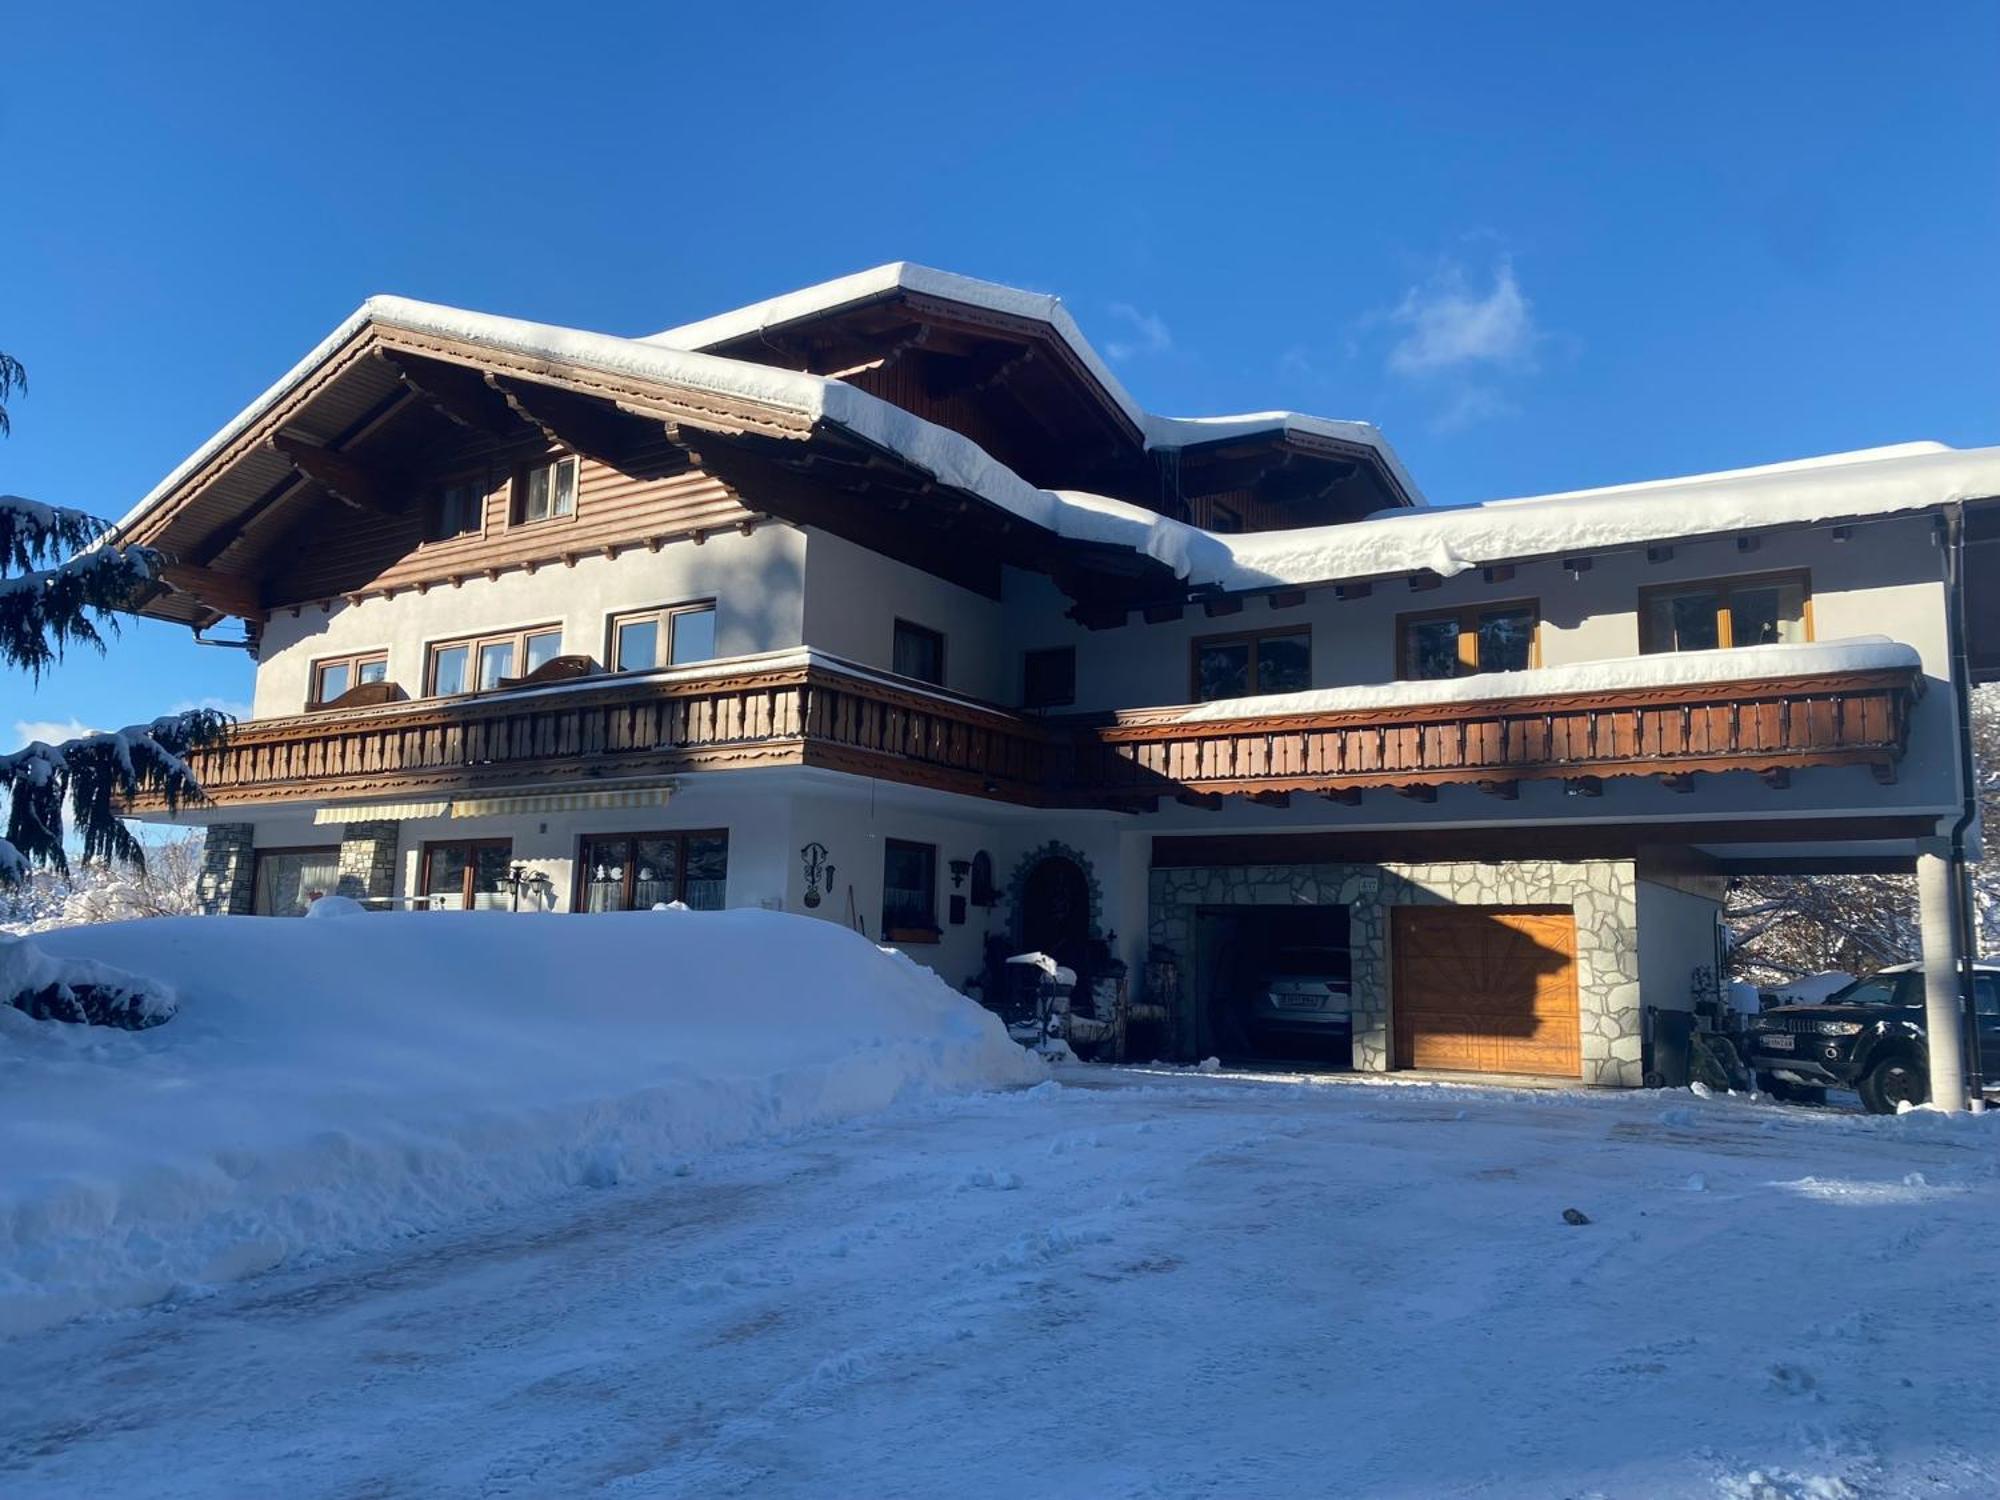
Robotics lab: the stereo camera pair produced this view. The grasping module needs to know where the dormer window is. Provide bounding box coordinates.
[514,456,578,525]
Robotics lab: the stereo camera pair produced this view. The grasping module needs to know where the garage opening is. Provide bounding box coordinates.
[1391,905,1580,1079]
[1193,905,1352,1067]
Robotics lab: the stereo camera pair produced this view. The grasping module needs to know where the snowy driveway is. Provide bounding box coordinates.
[4,1069,1998,1499]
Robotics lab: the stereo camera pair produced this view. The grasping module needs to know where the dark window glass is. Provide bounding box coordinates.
[683,833,728,910]
[630,837,681,910]
[1402,618,1461,681]
[1195,640,1251,701]
[1023,647,1076,708]
[1975,975,2000,1017]
[882,839,937,933]
[1256,632,1311,694]
[1477,608,1536,673]
[429,480,483,542]
[893,621,945,685]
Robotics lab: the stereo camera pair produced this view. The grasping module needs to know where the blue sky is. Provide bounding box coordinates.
[3,1,1996,741]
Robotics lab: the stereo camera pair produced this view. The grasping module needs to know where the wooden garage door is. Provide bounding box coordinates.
[1392,906,1580,1078]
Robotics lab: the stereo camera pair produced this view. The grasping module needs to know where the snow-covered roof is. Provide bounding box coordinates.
[121,281,2000,607]
[643,262,1426,504]
[1177,638,1922,724]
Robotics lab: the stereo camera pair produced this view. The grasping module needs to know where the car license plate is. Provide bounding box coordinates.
[1276,994,1322,1011]
[1757,1032,1795,1051]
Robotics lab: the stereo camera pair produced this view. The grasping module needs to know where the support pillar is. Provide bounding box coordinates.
[1917,840,1968,1113]
[196,823,257,915]
[335,820,401,908]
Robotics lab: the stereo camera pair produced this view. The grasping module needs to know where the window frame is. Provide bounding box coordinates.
[419,837,515,912]
[606,599,719,673]
[1188,625,1314,703]
[1022,646,1077,709]
[570,829,730,912]
[423,472,489,545]
[892,618,947,687]
[308,650,391,708]
[511,453,581,527]
[424,623,564,696]
[880,837,940,943]
[250,844,341,916]
[1638,569,1814,654]
[1394,598,1543,681]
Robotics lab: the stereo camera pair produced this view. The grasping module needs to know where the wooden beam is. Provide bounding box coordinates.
[269,434,397,513]
[1476,779,1519,800]
[1319,787,1362,806]
[1396,785,1437,803]
[1565,776,1604,797]
[1659,773,1696,793]
[1142,603,1184,624]
[1760,767,1792,790]
[1175,791,1224,811]
[380,351,519,436]
[487,376,641,467]
[1249,791,1291,808]
[157,562,264,621]
[1203,597,1243,618]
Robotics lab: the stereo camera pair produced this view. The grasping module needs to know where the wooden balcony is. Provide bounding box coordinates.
[133,655,1923,816]
[1063,664,1924,805]
[129,653,1055,812]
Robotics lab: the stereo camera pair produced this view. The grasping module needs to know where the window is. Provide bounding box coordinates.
[609,602,717,672]
[1397,602,1540,681]
[421,839,515,911]
[1191,628,1311,702]
[427,626,563,695]
[426,477,485,543]
[1023,646,1076,709]
[251,847,340,916]
[514,455,578,525]
[881,839,938,939]
[1641,572,1810,654]
[893,620,946,685]
[576,830,728,911]
[309,651,389,707]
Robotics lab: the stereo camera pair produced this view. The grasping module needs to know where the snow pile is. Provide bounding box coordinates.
[1178,636,1922,723]
[0,933,177,1028]
[0,909,1040,1334]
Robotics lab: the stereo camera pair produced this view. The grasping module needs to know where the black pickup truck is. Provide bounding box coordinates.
[1741,962,2000,1113]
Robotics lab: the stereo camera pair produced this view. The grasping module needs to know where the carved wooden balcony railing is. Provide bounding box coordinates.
[131,656,1923,815]
[1063,665,1923,804]
[128,653,1055,811]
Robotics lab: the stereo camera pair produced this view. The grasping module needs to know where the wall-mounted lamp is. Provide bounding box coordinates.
[949,859,971,889]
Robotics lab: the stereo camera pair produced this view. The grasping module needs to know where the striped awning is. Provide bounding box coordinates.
[312,799,451,825]
[450,783,677,819]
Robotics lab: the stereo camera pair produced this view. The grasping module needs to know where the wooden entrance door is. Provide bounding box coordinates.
[1391,906,1581,1078]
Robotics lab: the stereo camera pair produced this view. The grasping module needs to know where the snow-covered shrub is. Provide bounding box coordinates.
[0,933,176,1029]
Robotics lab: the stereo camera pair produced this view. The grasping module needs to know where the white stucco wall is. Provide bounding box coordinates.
[1635,878,1725,1015]
[250,526,807,717]
[798,530,1009,701]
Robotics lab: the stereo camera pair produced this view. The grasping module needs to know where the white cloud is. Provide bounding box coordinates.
[13,718,98,747]
[1104,303,1173,362]
[1384,259,1537,377]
